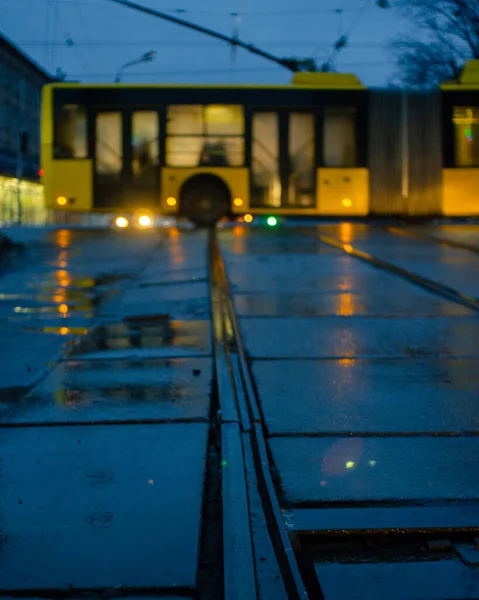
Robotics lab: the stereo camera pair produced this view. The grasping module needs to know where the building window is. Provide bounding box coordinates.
[166,104,244,167]
[54,104,87,158]
[323,106,357,167]
[453,107,479,167]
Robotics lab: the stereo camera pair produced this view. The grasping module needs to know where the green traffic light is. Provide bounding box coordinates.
[267,216,278,227]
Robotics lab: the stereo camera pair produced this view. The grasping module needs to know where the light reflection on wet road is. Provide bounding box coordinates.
[0,226,212,594]
[2,222,479,598]
[220,223,479,596]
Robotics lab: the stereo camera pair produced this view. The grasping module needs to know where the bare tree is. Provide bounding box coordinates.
[390,0,479,88]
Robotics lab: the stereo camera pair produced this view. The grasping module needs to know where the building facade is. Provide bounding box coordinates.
[0,31,51,181]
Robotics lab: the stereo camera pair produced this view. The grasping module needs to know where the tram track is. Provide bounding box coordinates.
[210,226,479,599]
[210,230,309,599]
[385,226,479,255]
[304,230,479,313]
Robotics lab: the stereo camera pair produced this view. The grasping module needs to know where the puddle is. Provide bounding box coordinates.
[1,357,212,424]
[70,316,211,360]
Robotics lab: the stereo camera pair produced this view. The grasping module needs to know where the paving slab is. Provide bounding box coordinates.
[107,282,210,320]
[240,316,479,359]
[0,423,208,591]
[1,357,211,424]
[269,436,479,503]
[70,319,211,360]
[315,559,479,600]
[235,291,472,317]
[252,359,479,434]
[0,329,72,393]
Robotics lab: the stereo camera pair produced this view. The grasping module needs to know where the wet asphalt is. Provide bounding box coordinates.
[1,222,479,598]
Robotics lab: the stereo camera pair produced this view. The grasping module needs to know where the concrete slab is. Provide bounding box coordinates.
[0,329,71,393]
[240,316,479,359]
[315,559,479,600]
[252,359,479,434]
[0,423,208,591]
[108,282,209,320]
[270,436,479,503]
[235,292,472,317]
[70,319,211,360]
[1,357,211,424]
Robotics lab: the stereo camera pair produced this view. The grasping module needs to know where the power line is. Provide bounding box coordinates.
[15,39,387,48]
[0,0,363,16]
[65,61,392,78]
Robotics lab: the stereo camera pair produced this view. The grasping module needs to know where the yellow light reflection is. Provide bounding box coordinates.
[345,460,355,469]
[339,222,354,243]
[56,229,71,249]
[59,327,69,335]
[343,244,354,254]
[342,198,352,208]
[244,213,253,223]
[233,198,243,207]
[166,197,177,207]
[338,293,355,316]
[58,303,69,315]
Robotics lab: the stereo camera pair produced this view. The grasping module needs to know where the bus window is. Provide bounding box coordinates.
[289,113,315,207]
[251,113,280,207]
[323,107,356,167]
[166,104,244,167]
[54,104,87,159]
[95,112,122,176]
[132,111,159,176]
[453,107,479,167]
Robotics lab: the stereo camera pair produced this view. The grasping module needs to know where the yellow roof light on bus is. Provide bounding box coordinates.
[138,214,152,227]
[234,198,244,207]
[56,196,67,206]
[166,197,177,206]
[115,216,129,228]
[342,198,352,208]
[244,213,253,223]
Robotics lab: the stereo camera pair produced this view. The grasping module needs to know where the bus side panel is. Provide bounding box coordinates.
[443,169,479,215]
[48,160,93,211]
[161,167,249,214]
[317,168,369,215]
[40,86,53,208]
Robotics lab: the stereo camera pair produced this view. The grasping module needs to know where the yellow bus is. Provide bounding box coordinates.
[40,72,370,226]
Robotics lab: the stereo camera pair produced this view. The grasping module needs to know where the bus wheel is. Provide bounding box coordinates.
[180,175,230,227]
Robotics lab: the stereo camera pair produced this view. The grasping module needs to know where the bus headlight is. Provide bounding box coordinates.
[138,214,152,227]
[115,216,129,228]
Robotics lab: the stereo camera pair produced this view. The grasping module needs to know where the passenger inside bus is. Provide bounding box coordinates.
[199,140,229,167]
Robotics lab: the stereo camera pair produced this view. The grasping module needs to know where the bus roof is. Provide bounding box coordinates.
[45,71,366,91]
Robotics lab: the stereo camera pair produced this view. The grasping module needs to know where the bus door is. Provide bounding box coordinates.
[250,110,316,209]
[93,110,160,209]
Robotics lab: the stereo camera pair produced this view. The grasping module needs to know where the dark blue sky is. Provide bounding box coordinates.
[2,0,407,85]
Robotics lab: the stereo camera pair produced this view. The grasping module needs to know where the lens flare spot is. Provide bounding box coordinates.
[244,213,253,223]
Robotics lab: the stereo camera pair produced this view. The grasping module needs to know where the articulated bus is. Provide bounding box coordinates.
[40,63,479,227]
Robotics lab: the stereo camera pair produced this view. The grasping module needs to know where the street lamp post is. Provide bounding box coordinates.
[114,51,156,83]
